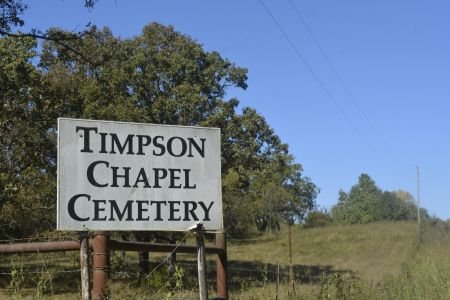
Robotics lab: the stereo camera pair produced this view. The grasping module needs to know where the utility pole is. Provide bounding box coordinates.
[416,165,421,225]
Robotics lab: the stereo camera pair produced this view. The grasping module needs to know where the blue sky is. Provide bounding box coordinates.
[20,0,450,219]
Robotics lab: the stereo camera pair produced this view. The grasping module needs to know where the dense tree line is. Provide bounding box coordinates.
[0,10,318,238]
[331,174,424,224]
[303,174,427,228]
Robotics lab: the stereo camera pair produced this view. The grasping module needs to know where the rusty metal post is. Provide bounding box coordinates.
[92,232,109,300]
[196,224,208,300]
[215,231,228,299]
[80,232,91,300]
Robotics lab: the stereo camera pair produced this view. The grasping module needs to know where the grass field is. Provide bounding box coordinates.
[1,220,449,299]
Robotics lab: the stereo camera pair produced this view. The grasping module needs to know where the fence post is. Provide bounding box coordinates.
[216,231,228,299]
[92,232,110,300]
[80,231,91,300]
[288,223,295,295]
[276,261,280,300]
[196,224,208,300]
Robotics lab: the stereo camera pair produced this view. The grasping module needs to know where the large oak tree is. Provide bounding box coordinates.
[1,5,318,238]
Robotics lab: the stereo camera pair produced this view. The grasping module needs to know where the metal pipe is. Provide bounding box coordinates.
[92,232,109,300]
[215,231,228,299]
[0,240,91,254]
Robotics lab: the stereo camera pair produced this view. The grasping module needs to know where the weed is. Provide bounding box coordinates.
[8,257,25,300]
[261,264,269,287]
[166,264,185,295]
[35,267,53,299]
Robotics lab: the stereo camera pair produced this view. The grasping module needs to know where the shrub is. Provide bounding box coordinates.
[303,210,333,228]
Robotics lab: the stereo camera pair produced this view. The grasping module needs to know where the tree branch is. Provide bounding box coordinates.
[0,29,97,66]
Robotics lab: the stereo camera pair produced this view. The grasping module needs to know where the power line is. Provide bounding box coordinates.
[257,0,397,173]
[287,0,411,167]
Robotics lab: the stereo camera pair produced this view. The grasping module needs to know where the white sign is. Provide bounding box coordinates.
[57,118,222,231]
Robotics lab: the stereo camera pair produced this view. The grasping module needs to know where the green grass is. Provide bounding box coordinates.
[2,221,450,299]
[231,221,450,299]
[229,221,418,283]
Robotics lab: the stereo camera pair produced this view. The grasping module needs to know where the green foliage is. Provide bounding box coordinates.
[0,22,318,238]
[0,0,26,33]
[303,210,333,228]
[167,264,185,295]
[0,1,96,34]
[0,36,56,238]
[332,174,421,224]
[318,272,365,300]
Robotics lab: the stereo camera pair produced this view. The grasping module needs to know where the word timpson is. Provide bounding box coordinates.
[66,126,215,223]
[76,126,206,157]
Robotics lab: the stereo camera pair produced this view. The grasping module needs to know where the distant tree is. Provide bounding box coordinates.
[331,174,424,224]
[392,190,419,220]
[280,160,318,226]
[303,210,333,228]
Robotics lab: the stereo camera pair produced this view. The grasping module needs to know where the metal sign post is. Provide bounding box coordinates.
[215,231,228,299]
[196,224,208,300]
[92,232,109,300]
[80,231,91,300]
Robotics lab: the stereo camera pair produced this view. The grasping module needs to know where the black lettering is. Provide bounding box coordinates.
[168,201,181,221]
[183,201,199,221]
[92,199,107,221]
[151,201,166,221]
[87,161,109,187]
[133,168,151,188]
[153,168,167,188]
[99,132,108,153]
[167,136,187,157]
[111,167,131,187]
[109,200,134,221]
[169,169,182,188]
[76,126,97,153]
[188,138,206,158]
[136,200,149,221]
[199,201,214,221]
[136,135,151,155]
[183,169,196,189]
[152,136,165,156]
[110,133,135,154]
[68,194,90,221]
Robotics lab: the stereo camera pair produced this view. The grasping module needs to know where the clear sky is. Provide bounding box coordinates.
[20,0,450,219]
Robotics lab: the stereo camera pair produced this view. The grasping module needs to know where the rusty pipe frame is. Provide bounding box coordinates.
[0,240,94,254]
[0,239,225,255]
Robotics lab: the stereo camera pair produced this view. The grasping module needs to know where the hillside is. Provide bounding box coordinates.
[230,220,450,299]
[1,221,450,299]
[229,221,418,283]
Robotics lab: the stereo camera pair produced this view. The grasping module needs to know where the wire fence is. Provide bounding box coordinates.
[0,235,330,298]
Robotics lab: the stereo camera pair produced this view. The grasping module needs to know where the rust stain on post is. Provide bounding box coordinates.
[215,232,228,299]
[92,232,109,300]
